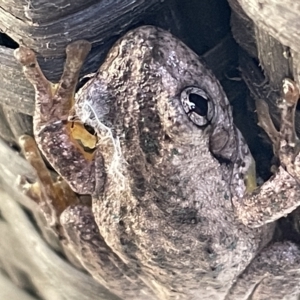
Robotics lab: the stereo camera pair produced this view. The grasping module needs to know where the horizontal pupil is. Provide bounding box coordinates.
[189,93,208,116]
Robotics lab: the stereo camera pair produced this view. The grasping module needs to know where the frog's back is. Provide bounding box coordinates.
[79,26,275,299]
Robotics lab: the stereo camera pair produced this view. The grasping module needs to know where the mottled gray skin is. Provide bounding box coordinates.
[15,26,300,300]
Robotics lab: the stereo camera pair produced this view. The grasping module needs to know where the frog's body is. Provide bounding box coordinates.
[15,26,300,300]
[72,26,272,299]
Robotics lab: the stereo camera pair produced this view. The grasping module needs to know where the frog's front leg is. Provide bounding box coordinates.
[18,135,79,227]
[14,42,105,195]
[234,79,300,227]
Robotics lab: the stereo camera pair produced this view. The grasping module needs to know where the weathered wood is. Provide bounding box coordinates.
[0,105,14,143]
[0,0,98,23]
[0,46,34,142]
[0,0,163,57]
[228,0,300,131]
[255,27,293,88]
[228,0,257,58]
[0,47,35,115]
[0,272,37,300]
[0,1,168,82]
[237,0,300,53]
[228,0,294,87]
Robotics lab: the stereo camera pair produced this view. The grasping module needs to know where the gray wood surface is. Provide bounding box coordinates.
[0,0,167,81]
[237,0,300,53]
[228,0,300,135]
[0,0,163,57]
[0,272,37,300]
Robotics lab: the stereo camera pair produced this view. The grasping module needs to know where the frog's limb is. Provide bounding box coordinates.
[14,42,105,195]
[60,205,157,300]
[18,134,79,227]
[234,79,300,227]
[17,135,81,256]
[226,241,300,300]
[255,98,280,155]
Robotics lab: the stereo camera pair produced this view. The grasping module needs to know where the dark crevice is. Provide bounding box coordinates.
[0,32,18,49]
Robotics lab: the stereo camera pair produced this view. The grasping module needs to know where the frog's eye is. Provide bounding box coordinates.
[180,87,214,127]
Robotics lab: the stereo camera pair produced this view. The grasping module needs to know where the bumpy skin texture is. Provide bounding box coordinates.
[15,26,300,299]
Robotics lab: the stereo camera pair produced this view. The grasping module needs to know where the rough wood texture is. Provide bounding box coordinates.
[228,0,293,84]
[0,0,163,57]
[237,0,300,52]
[0,272,37,300]
[228,0,300,131]
[0,1,169,81]
[255,27,292,88]
[0,47,34,114]
[228,0,257,58]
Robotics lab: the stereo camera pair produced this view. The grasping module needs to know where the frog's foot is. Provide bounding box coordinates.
[18,135,94,267]
[18,135,79,231]
[15,42,104,195]
[255,98,280,155]
[14,41,92,123]
[256,78,300,174]
[234,79,300,227]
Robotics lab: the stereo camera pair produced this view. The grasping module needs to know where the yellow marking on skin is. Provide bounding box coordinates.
[63,121,96,161]
[69,122,97,149]
[244,158,257,193]
[50,82,97,161]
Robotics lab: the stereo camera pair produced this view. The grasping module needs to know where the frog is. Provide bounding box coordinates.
[14,25,300,300]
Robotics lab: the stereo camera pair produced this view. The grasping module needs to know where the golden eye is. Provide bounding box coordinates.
[180,87,214,127]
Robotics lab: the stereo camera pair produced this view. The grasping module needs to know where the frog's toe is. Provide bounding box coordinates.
[269,78,300,179]
[14,46,37,67]
[278,79,299,156]
[256,79,300,174]
[282,78,300,106]
[65,40,91,64]
[255,98,279,149]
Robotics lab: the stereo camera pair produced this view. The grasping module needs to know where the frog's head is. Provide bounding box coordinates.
[75,26,256,199]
